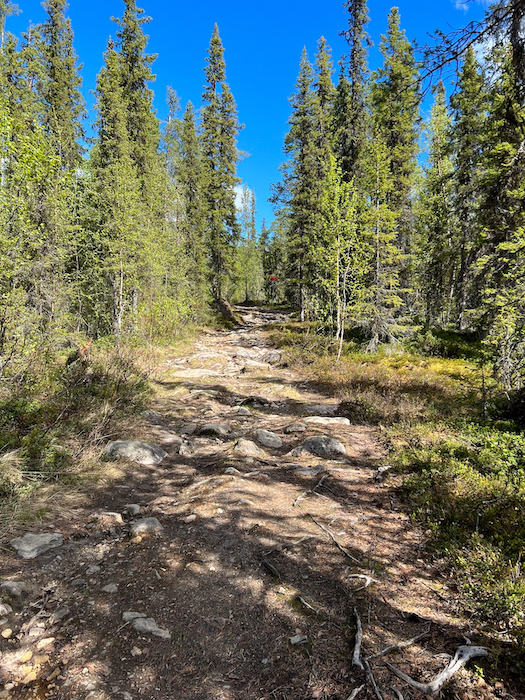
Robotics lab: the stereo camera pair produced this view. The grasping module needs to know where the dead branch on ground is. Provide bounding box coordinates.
[352,608,364,670]
[308,514,360,564]
[365,630,430,661]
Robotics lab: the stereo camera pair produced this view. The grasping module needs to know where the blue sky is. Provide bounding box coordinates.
[6,0,486,229]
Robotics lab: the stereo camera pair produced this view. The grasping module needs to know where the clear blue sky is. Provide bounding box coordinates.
[7,0,486,229]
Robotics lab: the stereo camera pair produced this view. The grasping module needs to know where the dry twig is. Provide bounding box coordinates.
[346,684,365,700]
[352,608,364,670]
[308,514,359,563]
[348,573,379,591]
[365,630,430,661]
[364,659,384,700]
[385,645,489,696]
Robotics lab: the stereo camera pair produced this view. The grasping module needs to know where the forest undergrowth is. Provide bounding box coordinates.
[269,320,525,676]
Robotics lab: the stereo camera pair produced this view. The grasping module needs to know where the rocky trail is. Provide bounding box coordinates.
[0,308,515,700]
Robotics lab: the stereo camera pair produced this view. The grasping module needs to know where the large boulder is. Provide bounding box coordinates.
[253,429,282,449]
[287,436,346,459]
[104,440,167,466]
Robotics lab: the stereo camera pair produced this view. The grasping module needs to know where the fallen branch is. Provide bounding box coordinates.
[366,630,430,661]
[308,514,359,564]
[186,475,235,492]
[385,645,489,697]
[346,684,365,700]
[348,574,379,591]
[295,595,319,615]
[391,689,404,700]
[352,608,364,670]
[261,557,282,580]
[364,659,384,700]
[293,474,329,507]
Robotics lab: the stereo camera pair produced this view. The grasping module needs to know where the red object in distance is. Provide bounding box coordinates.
[270,276,277,282]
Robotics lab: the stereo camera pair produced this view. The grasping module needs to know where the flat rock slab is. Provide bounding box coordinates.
[263,350,282,364]
[130,518,164,537]
[179,423,198,435]
[234,439,267,457]
[254,429,283,449]
[104,440,167,466]
[171,368,219,378]
[304,404,339,416]
[304,416,350,426]
[198,423,231,437]
[10,533,63,559]
[296,465,328,477]
[287,436,346,459]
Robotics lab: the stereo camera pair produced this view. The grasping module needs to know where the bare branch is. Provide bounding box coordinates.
[352,608,364,670]
[365,630,430,661]
[385,645,489,696]
[308,514,360,563]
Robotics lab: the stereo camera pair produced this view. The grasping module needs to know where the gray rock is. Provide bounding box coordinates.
[233,347,259,358]
[130,518,163,537]
[224,467,241,475]
[287,436,346,459]
[171,368,219,379]
[179,423,198,435]
[131,617,171,639]
[140,410,164,424]
[198,423,231,437]
[123,504,141,516]
[296,465,328,477]
[304,404,338,416]
[101,584,118,593]
[0,603,13,616]
[284,423,307,434]
[244,359,270,368]
[71,578,86,587]
[0,581,30,598]
[50,607,69,623]
[304,416,350,426]
[10,532,63,559]
[254,429,282,449]
[289,634,308,645]
[233,439,267,457]
[123,612,146,621]
[104,440,167,466]
[178,442,194,457]
[86,565,101,575]
[263,350,282,365]
[236,407,252,416]
[99,511,124,524]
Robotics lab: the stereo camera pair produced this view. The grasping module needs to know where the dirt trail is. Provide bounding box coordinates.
[0,309,511,700]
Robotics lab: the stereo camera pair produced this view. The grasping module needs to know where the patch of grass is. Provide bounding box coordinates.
[270,319,525,654]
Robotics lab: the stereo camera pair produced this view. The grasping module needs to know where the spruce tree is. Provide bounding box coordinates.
[40,0,85,169]
[237,185,263,302]
[201,24,241,301]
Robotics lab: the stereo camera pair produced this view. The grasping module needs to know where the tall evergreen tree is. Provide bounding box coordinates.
[335,0,371,182]
[201,24,241,301]
[40,0,85,169]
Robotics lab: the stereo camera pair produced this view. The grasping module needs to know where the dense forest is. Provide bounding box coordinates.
[0,0,524,392]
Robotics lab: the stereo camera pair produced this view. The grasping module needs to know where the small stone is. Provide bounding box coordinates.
[233,438,266,457]
[33,654,49,665]
[236,407,251,416]
[0,603,13,615]
[10,533,63,559]
[101,511,124,524]
[296,465,328,477]
[0,618,7,626]
[287,436,346,459]
[123,504,141,516]
[263,350,282,364]
[86,565,101,575]
[101,584,118,594]
[184,514,197,523]
[284,423,307,434]
[104,440,167,466]
[46,668,61,681]
[224,467,241,475]
[304,404,338,416]
[179,423,198,435]
[21,671,37,684]
[130,518,163,537]
[178,442,194,457]
[131,646,142,657]
[198,423,231,437]
[50,606,70,623]
[131,617,171,639]
[71,578,86,587]
[253,429,282,449]
[1,628,12,638]
[20,651,33,663]
[289,634,308,645]
[36,637,55,650]
[123,612,147,621]
[237,498,255,506]
[141,410,164,424]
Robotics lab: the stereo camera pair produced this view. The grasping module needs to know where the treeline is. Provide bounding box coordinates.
[0,0,262,381]
[270,0,525,390]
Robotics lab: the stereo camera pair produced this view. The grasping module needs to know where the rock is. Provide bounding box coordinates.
[104,440,167,466]
[171,368,219,379]
[131,617,171,639]
[304,404,338,416]
[179,423,198,435]
[71,578,86,587]
[101,584,118,593]
[284,423,307,434]
[10,532,63,559]
[263,350,282,364]
[224,467,241,475]
[296,465,328,477]
[233,439,267,457]
[254,429,282,449]
[233,347,259,358]
[99,511,124,524]
[0,581,31,598]
[0,603,13,616]
[304,416,350,426]
[49,607,69,623]
[178,442,194,457]
[244,359,270,368]
[236,407,251,416]
[123,504,141,516]
[140,410,164,424]
[1,629,12,639]
[198,423,231,437]
[287,436,346,458]
[86,565,101,575]
[289,634,308,645]
[123,612,147,622]
[130,518,163,537]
